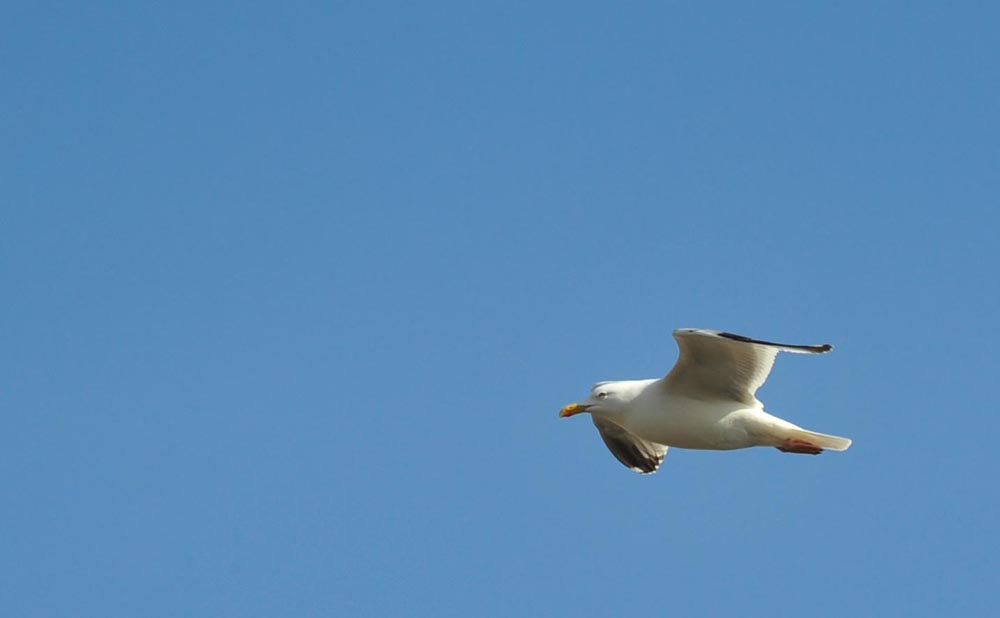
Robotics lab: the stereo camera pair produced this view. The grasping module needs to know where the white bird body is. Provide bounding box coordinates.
[627,388,766,450]
[607,384,822,450]
[560,329,852,474]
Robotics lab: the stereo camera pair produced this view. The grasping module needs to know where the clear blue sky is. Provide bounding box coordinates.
[4,2,998,616]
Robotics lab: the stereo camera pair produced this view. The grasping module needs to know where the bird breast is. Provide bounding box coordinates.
[623,391,762,450]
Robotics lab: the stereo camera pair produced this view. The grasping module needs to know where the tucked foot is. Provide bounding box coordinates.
[776,439,823,455]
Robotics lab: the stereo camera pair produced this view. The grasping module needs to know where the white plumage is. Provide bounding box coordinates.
[560,328,852,474]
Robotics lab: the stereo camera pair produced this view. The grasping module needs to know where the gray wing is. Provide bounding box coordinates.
[662,329,833,405]
[592,416,669,474]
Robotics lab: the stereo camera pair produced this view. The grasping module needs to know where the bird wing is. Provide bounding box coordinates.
[592,416,668,474]
[662,328,832,405]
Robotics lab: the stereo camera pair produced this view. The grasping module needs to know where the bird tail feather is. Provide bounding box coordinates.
[788,428,852,451]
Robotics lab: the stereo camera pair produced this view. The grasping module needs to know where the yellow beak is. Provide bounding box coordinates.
[559,403,590,418]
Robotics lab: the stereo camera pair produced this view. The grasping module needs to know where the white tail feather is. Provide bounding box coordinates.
[789,428,852,452]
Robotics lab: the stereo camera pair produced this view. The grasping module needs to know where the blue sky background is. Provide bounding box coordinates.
[3,2,999,616]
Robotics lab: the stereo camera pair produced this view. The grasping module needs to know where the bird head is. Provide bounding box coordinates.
[559,381,632,419]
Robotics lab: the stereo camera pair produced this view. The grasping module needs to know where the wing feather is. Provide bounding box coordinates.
[592,417,668,474]
[662,328,832,405]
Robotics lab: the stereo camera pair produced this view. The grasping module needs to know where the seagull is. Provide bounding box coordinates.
[559,328,852,474]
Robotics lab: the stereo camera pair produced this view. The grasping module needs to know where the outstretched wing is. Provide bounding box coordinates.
[592,416,668,474]
[662,328,832,405]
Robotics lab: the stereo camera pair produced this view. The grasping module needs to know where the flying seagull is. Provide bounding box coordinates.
[559,328,851,474]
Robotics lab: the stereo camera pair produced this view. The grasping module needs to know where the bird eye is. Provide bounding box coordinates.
[597,392,608,400]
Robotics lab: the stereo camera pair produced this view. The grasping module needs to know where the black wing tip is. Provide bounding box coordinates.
[717,331,833,353]
[614,451,663,474]
[631,458,663,474]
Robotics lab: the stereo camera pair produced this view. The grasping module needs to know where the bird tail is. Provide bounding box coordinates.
[787,428,852,452]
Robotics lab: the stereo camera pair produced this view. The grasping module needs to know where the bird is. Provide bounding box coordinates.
[559,328,852,474]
